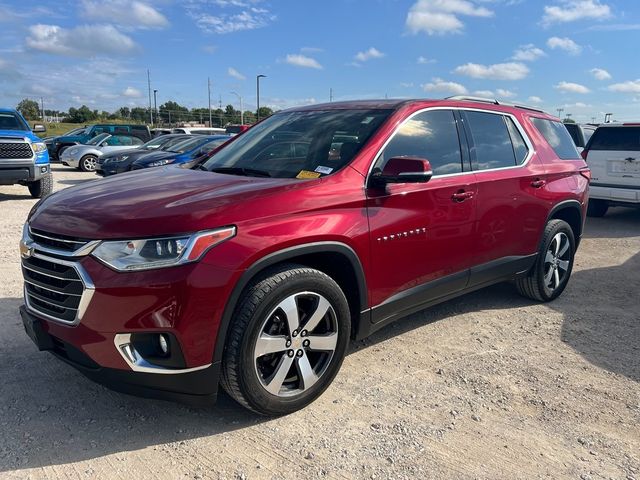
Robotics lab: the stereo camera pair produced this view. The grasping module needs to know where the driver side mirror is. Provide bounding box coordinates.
[32,124,46,133]
[370,156,433,187]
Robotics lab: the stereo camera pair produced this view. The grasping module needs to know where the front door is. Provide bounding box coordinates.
[366,109,477,325]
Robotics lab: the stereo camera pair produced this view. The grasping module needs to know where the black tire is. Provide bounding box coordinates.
[516,219,575,302]
[80,155,98,172]
[221,264,351,416]
[27,173,53,199]
[587,199,608,217]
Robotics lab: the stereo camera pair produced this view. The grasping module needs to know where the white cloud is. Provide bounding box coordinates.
[542,0,611,25]
[474,90,494,97]
[122,86,142,98]
[497,88,516,98]
[547,36,582,55]
[202,45,217,54]
[189,6,276,34]
[26,24,137,57]
[285,54,322,69]
[406,0,493,35]
[590,68,611,80]
[417,56,435,64]
[511,44,546,62]
[528,96,543,103]
[454,62,529,80]
[555,81,590,94]
[81,0,168,28]
[400,82,415,88]
[354,47,384,62]
[422,77,468,95]
[607,80,640,93]
[227,67,246,80]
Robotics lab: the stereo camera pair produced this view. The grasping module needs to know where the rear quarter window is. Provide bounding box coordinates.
[531,118,580,159]
[588,127,640,151]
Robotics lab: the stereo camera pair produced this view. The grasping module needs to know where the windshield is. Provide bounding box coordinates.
[160,136,191,151]
[64,127,87,136]
[87,133,111,145]
[202,109,392,178]
[142,135,176,150]
[167,137,210,153]
[0,112,30,131]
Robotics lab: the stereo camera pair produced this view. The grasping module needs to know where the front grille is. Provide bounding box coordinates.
[0,141,32,159]
[30,228,91,254]
[22,255,87,324]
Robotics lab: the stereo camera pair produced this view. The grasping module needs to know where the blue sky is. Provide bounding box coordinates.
[1,0,640,122]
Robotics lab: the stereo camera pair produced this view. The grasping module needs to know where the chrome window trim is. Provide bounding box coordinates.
[365,106,536,184]
[114,334,212,375]
[22,252,95,327]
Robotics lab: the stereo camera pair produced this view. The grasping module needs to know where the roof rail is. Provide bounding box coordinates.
[445,95,546,114]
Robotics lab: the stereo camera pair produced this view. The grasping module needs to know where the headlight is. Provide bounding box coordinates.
[91,227,236,271]
[32,142,47,154]
[148,159,173,167]
[114,155,129,163]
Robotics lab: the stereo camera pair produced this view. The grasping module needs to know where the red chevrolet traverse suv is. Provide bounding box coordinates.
[20,98,590,415]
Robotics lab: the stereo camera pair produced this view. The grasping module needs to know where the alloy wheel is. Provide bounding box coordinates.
[543,232,571,291]
[82,156,97,171]
[253,292,338,397]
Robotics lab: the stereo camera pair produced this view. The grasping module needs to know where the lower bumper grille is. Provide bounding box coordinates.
[22,253,94,325]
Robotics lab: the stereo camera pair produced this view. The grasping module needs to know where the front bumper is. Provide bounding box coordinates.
[0,161,49,185]
[21,306,220,405]
[60,152,80,168]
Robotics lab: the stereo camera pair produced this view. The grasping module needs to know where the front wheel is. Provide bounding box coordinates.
[221,265,351,416]
[516,219,575,302]
[80,155,98,172]
[27,172,53,198]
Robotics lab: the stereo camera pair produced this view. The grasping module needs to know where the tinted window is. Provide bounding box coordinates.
[531,118,580,159]
[564,123,582,147]
[465,111,516,170]
[588,127,640,151]
[378,110,462,176]
[506,117,529,164]
[0,112,28,131]
[583,128,595,143]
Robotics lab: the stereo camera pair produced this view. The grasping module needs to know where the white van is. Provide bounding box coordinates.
[171,127,226,135]
[583,124,640,216]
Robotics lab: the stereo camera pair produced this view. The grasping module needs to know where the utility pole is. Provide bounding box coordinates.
[153,89,158,125]
[147,69,153,125]
[256,74,266,122]
[329,88,333,102]
[230,92,244,124]
[219,95,223,127]
[40,97,44,122]
[208,77,212,127]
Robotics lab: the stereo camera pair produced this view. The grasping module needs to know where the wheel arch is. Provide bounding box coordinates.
[212,242,368,365]
[547,200,584,248]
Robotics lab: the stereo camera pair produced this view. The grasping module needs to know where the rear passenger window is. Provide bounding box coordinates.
[588,127,640,151]
[378,110,462,176]
[505,118,529,164]
[464,111,516,170]
[531,118,580,159]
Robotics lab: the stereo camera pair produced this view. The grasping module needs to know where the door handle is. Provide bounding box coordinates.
[451,190,474,202]
[531,179,546,188]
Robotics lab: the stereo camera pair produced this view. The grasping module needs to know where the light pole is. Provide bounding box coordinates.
[230,91,244,125]
[256,74,266,122]
[153,89,158,125]
[556,107,564,120]
[208,77,212,127]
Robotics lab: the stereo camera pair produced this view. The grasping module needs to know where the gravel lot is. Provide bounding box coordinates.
[1,166,638,480]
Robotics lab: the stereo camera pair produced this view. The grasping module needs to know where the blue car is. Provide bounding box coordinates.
[130,135,231,170]
[0,108,52,198]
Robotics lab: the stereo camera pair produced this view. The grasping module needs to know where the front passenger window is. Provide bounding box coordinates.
[377,110,463,176]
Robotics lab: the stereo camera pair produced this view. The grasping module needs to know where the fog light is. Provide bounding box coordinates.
[40,166,48,173]
[158,334,169,355]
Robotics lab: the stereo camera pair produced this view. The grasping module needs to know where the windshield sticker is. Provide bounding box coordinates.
[314,166,333,175]
[296,170,322,179]
[362,116,375,124]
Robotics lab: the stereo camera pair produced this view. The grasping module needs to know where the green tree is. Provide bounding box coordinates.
[159,101,189,124]
[257,106,274,120]
[17,99,41,120]
[66,105,97,123]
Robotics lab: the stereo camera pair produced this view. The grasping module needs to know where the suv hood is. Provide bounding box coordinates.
[0,129,36,141]
[29,167,300,239]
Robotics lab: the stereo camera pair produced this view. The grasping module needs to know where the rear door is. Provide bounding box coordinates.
[461,110,547,285]
[366,109,477,324]
[586,126,640,192]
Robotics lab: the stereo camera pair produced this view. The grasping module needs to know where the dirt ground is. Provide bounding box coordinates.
[0,166,638,480]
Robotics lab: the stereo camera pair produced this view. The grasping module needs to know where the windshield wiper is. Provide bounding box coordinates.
[210,167,271,177]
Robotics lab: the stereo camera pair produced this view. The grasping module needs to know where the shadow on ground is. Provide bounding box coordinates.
[0,209,637,471]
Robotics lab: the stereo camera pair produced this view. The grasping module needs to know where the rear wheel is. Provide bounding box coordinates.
[27,172,53,198]
[587,199,608,217]
[516,219,575,302]
[221,264,350,416]
[80,155,98,172]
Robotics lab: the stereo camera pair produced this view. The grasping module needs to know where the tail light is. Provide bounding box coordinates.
[579,167,591,182]
[580,149,588,160]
